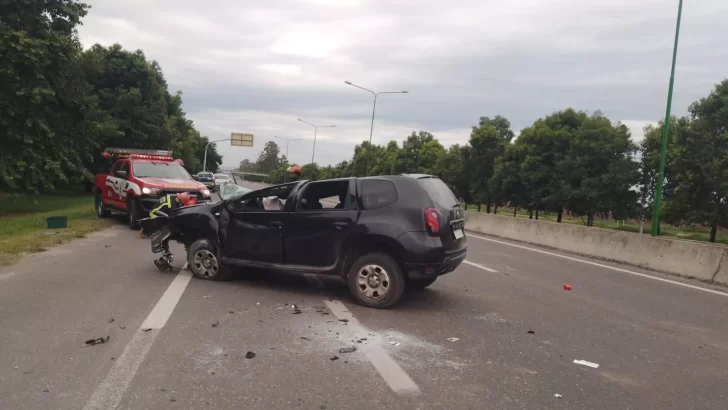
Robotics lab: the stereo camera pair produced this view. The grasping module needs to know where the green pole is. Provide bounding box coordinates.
[651,0,684,237]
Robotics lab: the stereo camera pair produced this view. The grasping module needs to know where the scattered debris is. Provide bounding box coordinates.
[23,371,32,375]
[447,337,459,342]
[212,321,219,328]
[320,312,329,315]
[84,336,110,347]
[291,304,297,309]
[330,356,339,361]
[256,302,260,305]
[563,284,572,291]
[142,328,152,332]
[105,245,111,248]
[339,346,357,354]
[245,351,256,359]
[170,398,177,402]
[300,337,310,341]
[320,405,327,409]
[527,330,535,334]
[293,309,302,314]
[119,326,126,330]
[388,341,401,347]
[42,389,49,393]
[161,388,167,392]
[554,393,562,398]
[108,318,115,323]
[229,310,234,314]
[573,359,599,368]
[110,357,115,360]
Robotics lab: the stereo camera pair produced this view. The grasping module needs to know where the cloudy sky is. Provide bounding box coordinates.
[78,0,728,168]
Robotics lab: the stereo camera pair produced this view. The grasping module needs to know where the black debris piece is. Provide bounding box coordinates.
[161,388,167,392]
[293,309,302,315]
[339,346,357,354]
[357,340,362,343]
[321,406,327,409]
[321,312,329,316]
[84,336,110,346]
[105,245,111,248]
[170,398,177,402]
[344,361,348,363]
[23,371,32,375]
[142,328,152,332]
[110,357,115,361]
[119,326,126,330]
[330,356,339,361]
[327,321,334,323]
[527,330,535,334]
[108,318,115,323]
[212,321,220,328]
[229,310,235,314]
[339,319,349,323]
[245,351,256,359]
[300,337,310,341]
[42,389,49,393]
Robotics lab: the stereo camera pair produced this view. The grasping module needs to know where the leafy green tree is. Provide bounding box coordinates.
[436,144,471,206]
[256,141,281,173]
[468,116,514,212]
[0,0,98,193]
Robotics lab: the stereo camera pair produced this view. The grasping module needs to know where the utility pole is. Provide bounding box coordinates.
[273,136,301,159]
[651,0,684,237]
[203,138,230,172]
[297,119,335,165]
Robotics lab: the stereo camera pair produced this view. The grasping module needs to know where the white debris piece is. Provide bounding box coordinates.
[446,337,459,342]
[554,394,562,398]
[573,359,599,368]
[388,341,401,347]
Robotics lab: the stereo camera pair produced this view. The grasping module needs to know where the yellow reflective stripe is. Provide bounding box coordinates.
[149,196,172,217]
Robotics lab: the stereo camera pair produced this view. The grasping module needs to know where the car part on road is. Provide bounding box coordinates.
[330,355,339,361]
[187,239,232,281]
[339,346,357,353]
[573,359,600,368]
[564,284,573,290]
[84,336,110,347]
[554,394,563,398]
[446,337,459,342]
[347,253,405,309]
[245,351,256,359]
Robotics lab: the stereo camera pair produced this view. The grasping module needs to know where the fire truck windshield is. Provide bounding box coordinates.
[133,162,192,179]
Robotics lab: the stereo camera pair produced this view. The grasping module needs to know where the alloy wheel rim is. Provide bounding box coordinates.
[193,250,219,278]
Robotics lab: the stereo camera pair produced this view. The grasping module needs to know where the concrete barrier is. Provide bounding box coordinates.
[465,212,728,286]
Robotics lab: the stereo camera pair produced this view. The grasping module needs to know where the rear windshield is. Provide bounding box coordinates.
[417,177,458,209]
[133,162,192,179]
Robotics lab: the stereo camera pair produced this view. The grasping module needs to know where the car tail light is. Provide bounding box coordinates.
[424,207,440,234]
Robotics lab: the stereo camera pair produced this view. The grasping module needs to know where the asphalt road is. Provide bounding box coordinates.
[1,198,727,409]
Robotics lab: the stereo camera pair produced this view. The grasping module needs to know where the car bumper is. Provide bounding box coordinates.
[139,195,212,212]
[398,231,467,280]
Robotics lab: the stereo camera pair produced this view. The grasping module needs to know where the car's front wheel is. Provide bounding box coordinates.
[187,239,233,281]
[347,252,405,309]
[408,277,438,290]
[95,192,110,218]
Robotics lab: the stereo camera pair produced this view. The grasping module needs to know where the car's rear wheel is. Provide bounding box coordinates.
[95,193,110,218]
[347,252,405,309]
[127,198,142,230]
[187,239,233,281]
[408,277,438,290]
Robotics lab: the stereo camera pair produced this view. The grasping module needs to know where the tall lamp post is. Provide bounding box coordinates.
[651,0,684,237]
[297,119,335,165]
[203,138,231,172]
[273,136,302,159]
[344,81,408,175]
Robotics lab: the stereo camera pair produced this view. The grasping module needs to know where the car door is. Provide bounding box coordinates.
[283,179,358,269]
[221,192,286,264]
[105,160,124,208]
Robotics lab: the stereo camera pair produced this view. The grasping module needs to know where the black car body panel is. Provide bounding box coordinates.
[146,175,466,280]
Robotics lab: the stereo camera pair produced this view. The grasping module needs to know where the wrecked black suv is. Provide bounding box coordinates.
[142,175,467,308]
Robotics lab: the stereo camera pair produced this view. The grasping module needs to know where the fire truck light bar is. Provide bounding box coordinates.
[102,148,174,161]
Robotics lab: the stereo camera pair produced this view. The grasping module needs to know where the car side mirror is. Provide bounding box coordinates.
[115,170,128,179]
[191,175,200,181]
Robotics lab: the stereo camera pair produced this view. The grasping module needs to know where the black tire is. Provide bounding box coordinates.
[95,192,111,218]
[127,197,142,230]
[408,277,438,290]
[187,239,233,281]
[347,252,405,309]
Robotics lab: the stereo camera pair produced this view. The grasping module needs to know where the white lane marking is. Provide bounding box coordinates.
[467,233,728,297]
[463,260,498,273]
[324,300,420,396]
[304,273,326,289]
[83,270,193,410]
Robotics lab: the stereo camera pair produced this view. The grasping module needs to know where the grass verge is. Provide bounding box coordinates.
[0,192,116,265]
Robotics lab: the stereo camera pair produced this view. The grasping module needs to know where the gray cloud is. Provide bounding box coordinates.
[78,0,728,168]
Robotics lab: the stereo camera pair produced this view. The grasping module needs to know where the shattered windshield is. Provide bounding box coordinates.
[220,183,252,200]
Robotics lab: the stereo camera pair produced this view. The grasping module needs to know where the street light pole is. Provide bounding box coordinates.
[203,138,231,172]
[344,81,408,175]
[651,0,684,237]
[297,119,335,165]
[273,136,302,159]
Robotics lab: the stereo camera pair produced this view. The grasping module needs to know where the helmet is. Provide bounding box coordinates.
[176,192,193,206]
[287,164,302,174]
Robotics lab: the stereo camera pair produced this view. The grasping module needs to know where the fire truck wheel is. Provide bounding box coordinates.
[95,192,111,218]
[127,198,142,230]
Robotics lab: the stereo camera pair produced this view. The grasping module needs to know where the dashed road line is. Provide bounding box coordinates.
[82,269,193,410]
[325,300,421,396]
[463,260,498,273]
[467,232,728,297]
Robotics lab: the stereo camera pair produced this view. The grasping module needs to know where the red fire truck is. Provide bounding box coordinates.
[94,148,212,229]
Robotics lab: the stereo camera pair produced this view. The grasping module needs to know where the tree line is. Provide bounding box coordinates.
[248,80,727,242]
[0,0,222,195]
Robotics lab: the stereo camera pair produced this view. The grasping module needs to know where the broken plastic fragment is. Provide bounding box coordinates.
[330,356,339,361]
[245,351,256,359]
[388,341,401,347]
[212,321,220,328]
[554,393,562,398]
[573,359,599,368]
[447,337,459,342]
[527,330,535,334]
[141,328,152,332]
[339,346,357,354]
[84,336,110,347]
